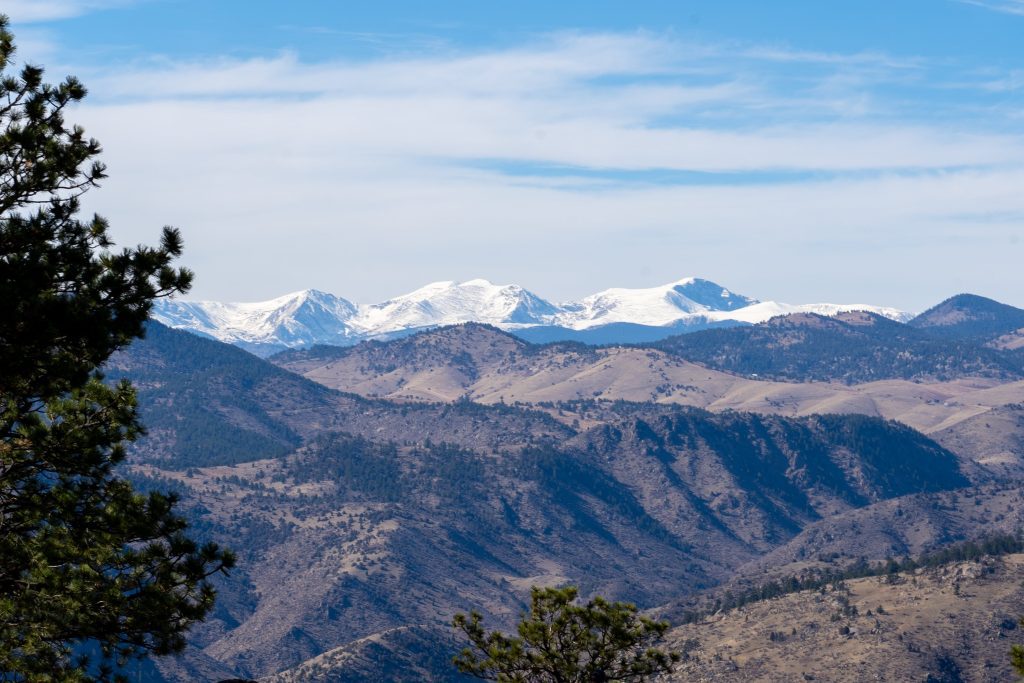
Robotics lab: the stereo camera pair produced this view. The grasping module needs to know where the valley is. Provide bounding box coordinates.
[113,292,1024,681]
[271,320,1024,478]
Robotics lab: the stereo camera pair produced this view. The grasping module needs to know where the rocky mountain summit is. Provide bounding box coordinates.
[152,277,910,355]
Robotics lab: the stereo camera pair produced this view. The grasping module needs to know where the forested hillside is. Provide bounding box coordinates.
[108,322,990,681]
[652,311,1024,383]
[910,294,1024,343]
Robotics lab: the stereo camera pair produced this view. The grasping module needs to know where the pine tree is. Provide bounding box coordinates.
[0,16,233,681]
[452,585,680,682]
[1012,622,1024,678]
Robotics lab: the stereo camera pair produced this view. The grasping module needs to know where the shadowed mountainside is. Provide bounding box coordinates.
[108,323,572,469]
[109,322,982,681]
[731,483,1024,584]
[271,322,1024,479]
[652,310,1024,384]
[909,293,1024,344]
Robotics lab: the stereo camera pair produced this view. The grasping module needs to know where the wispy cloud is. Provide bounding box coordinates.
[87,33,684,99]
[75,33,1019,173]
[57,31,1024,307]
[955,0,1024,15]
[737,44,926,70]
[3,0,137,23]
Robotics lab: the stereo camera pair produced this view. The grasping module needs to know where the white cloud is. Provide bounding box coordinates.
[3,0,136,23]
[58,32,1024,308]
[955,0,1024,15]
[73,34,1022,174]
[4,27,59,64]
[737,45,925,70]
[86,33,686,99]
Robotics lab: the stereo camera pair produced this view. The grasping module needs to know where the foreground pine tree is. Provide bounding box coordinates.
[452,586,680,682]
[0,16,234,681]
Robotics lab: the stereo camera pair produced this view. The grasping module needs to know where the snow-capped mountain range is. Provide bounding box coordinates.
[152,277,911,356]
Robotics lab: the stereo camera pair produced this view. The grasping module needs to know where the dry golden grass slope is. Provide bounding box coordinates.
[273,325,1024,471]
[664,554,1024,682]
[991,328,1024,350]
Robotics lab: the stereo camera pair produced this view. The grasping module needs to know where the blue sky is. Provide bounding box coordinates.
[7,1,1024,309]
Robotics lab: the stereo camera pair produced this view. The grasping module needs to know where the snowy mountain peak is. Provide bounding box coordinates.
[461,277,502,287]
[555,277,758,329]
[151,277,910,355]
[152,289,359,353]
[356,278,559,333]
[669,277,759,312]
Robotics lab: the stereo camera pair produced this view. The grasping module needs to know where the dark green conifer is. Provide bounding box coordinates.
[453,585,679,682]
[0,16,233,681]
[1013,620,1024,677]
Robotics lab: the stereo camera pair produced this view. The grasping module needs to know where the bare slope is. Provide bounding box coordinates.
[249,483,1024,683]
[666,554,1024,682]
[270,324,1024,429]
[138,406,967,679]
[991,330,1024,350]
[271,323,1024,475]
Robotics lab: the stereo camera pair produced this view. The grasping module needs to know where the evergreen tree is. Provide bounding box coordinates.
[0,16,233,681]
[1012,623,1024,677]
[452,586,679,682]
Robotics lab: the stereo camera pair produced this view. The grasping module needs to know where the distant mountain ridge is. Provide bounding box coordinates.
[152,277,910,355]
[652,309,1024,384]
[909,293,1024,344]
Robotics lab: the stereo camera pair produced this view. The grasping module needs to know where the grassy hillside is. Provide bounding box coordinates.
[666,552,1024,682]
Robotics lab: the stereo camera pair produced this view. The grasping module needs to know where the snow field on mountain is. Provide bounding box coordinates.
[153,276,910,351]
